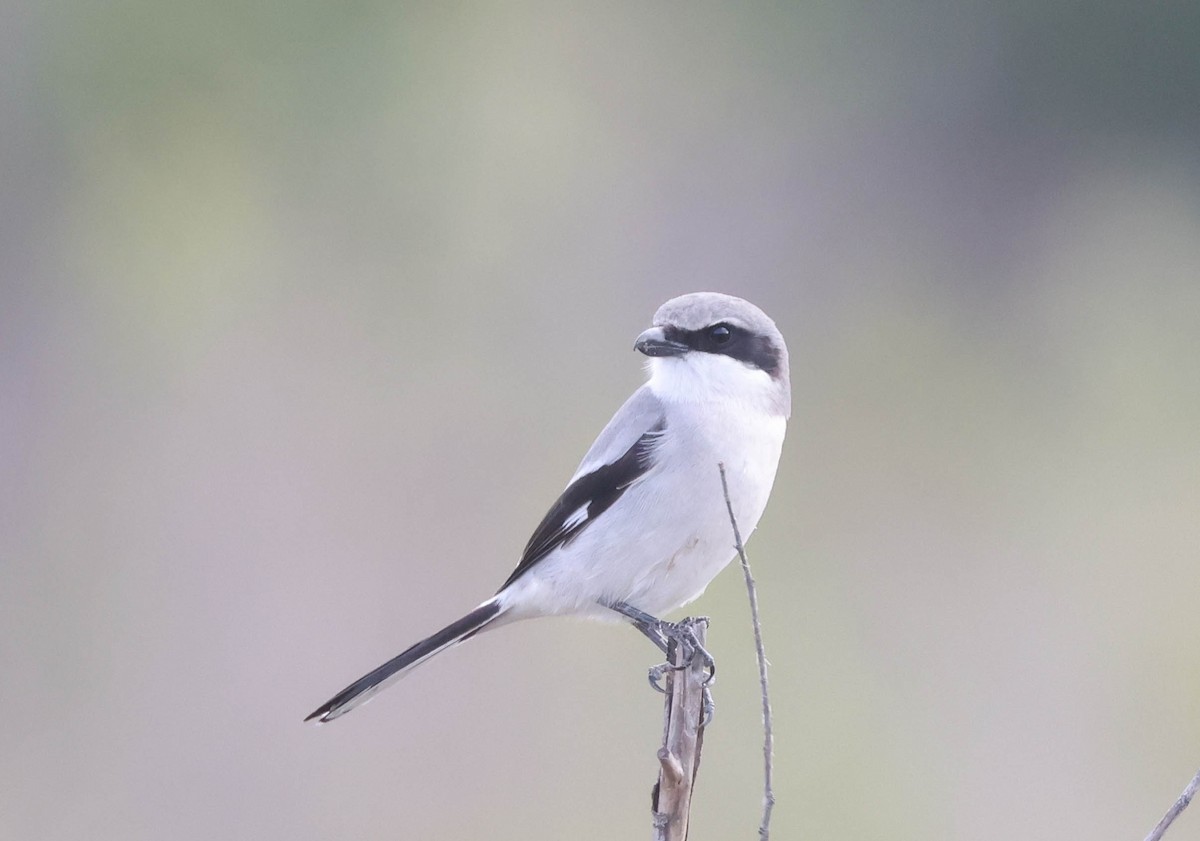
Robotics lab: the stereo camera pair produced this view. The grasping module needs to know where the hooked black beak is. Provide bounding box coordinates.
[634,327,689,357]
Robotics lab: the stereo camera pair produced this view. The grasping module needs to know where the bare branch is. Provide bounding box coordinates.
[651,618,709,841]
[719,462,775,840]
[1144,768,1200,841]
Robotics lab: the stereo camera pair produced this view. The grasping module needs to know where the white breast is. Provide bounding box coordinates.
[504,373,787,620]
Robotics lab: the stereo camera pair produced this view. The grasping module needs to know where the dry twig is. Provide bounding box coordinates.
[651,618,709,841]
[1144,768,1200,841]
[719,462,775,840]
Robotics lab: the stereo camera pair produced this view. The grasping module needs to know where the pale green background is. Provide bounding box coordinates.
[3,2,1199,839]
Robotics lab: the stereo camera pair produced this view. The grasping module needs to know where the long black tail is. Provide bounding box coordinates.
[305,599,505,723]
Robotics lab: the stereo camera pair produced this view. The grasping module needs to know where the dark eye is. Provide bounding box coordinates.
[709,324,732,344]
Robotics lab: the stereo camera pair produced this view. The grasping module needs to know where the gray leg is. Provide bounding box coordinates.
[605,599,672,653]
[602,600,717,688]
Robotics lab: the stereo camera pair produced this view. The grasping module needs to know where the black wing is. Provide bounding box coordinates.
[499,418,666,591]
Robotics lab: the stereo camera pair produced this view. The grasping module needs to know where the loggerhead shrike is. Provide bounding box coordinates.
[306,292,790,722]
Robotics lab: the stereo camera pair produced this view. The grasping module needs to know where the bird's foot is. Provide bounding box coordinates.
[646,617,716,690]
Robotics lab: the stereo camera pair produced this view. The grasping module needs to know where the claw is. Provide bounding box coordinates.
[672,620,716,683]
[700,685,715,727]
[648,663,670,693]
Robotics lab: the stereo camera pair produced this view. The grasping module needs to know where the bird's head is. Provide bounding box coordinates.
[635,293,790,418]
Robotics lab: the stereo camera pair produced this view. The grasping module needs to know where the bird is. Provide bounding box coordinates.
[306,292,790,722]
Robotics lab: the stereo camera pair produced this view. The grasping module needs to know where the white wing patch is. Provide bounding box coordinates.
[561,504,590,532]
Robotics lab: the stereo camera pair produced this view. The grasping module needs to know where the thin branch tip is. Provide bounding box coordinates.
[1144,767,1200,841]
[718,463,776,841]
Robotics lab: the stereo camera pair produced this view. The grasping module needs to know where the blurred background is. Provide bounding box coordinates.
[3,2,1199,839]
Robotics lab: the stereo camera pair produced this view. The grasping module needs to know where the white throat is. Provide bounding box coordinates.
[646,354,786,417]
